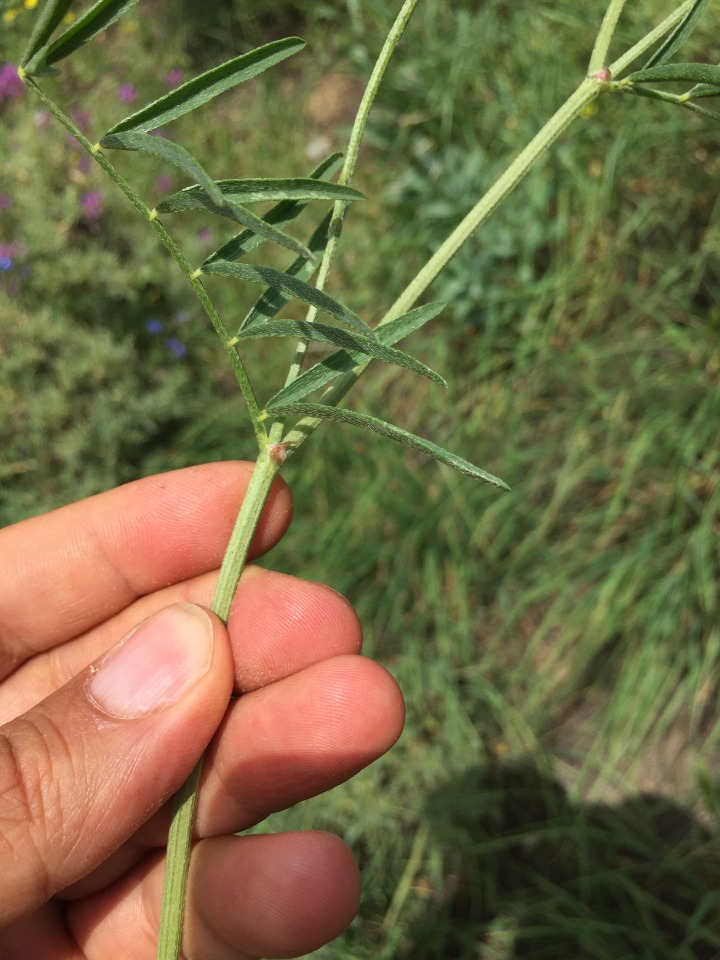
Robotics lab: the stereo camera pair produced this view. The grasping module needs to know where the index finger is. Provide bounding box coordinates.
[0,462,292,675]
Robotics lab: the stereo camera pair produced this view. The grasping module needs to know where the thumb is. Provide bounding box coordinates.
[0,603,232,926]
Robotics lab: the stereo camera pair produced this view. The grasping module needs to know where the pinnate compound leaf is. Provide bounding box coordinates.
[157,178,364,212]
[643,0,711,69]
[103,37,304,136]
[267,302,447,405]
[32,0,139,70]
[266,403,510,489]
[236,320,446,387]
[99,132,224,206]
[201,261,372,335]
[203,154,344,267]
[21,0,74,69]
[627,63,720,86]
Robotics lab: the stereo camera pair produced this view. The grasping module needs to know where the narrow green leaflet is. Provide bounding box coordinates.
[21,0,74,69]
[265,403,510,489]
[236,320,446,387]
[28,0,139,71]
[201,261,373,336]
[103,38,304,136]
[160,194,314,260]
[627,63,720,86]
[99,132,224,206]
[685,83,720,98]
[267,302,447,406]
[643,0,711,69]
[203,154,343,267]
[239,213,331,331]
[156,178,365,212]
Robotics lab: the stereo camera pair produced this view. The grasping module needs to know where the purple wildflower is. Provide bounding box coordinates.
[0,64,23,102]
[165,336,187,358]
[71,108,91,131]
[0,255,12,271]
[197,227,213,246]
[118,84,138,104]
[0,195,12,209]
[155,173,173,194]
[81,191,104,222]
[164,67,184,88]
[146,317,164,334]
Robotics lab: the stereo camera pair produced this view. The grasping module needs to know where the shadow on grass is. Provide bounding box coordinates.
[403,759,720,960]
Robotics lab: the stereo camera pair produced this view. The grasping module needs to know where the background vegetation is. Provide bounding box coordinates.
[1,1,719,957]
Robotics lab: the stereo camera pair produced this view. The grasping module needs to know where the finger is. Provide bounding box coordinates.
[0,604,233,926]
[0,567,362,723]
[67,832,360,960]
[64,653,402,899]
[0,462,292,675]
[193,655,405,838]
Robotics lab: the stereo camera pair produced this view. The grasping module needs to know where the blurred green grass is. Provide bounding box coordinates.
[1,1,719,957]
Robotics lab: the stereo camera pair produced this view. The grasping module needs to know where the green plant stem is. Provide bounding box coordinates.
[587,0,629,75]
[157,448,281,960]
[209,446,282,621]
[378,81,599,327]
[155,757,203,960]
[20,73,265,438]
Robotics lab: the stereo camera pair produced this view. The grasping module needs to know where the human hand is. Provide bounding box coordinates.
[0,462,405,959]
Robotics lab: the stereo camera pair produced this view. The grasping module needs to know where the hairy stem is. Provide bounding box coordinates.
[157,449,281,960]
[587,0,629,75]
[210,448,282,621]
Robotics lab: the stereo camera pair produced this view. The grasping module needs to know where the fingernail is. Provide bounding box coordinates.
[88,604,214,718]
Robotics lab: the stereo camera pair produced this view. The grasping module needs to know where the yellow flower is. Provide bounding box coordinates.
[24,0,38,8]
[3,9,18,21]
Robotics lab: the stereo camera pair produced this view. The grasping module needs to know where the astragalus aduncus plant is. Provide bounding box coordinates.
[12,0,718,955]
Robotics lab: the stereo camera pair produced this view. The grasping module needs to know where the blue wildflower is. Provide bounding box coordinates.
[165,336,187,358]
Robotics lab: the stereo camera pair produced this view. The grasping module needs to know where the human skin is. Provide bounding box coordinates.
[0,461,405,959]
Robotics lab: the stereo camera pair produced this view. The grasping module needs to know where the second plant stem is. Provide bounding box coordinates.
[281,0,696,452]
